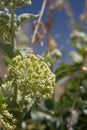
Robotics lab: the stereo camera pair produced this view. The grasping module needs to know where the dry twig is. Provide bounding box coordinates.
[64,0,75,30]
[31,0,47,44]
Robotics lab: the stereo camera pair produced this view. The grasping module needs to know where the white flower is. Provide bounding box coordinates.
[71,30,86,39]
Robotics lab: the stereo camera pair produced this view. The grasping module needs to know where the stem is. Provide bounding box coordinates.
[64,0,74,30]
[68,52,87,130]
[59,116,64,130]
[47,0,54,37]
[85,0,87,17]
[21,93,25,108]
[31,0,47,45]
[10,8,15,51]
[13,81,18,103]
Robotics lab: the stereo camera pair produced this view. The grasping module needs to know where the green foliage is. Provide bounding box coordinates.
[0,0,37,60]
[55,63,80,81]
[0,9,37,43]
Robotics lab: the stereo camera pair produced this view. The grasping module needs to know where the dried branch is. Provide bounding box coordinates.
[31,0,47,44]
[64,0,75,30]
[85,0,87,9]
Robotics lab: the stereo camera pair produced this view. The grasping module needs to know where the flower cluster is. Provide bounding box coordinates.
[0,9,37,42]
[8,54,55,101]
[0,93,16,130]
[0,0,31,8]
[0,9,11,42]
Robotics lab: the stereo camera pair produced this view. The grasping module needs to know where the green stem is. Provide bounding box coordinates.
[10,8,15,51]
[21,93,25,108]
[13,81,18,103]
[59,116,64,130]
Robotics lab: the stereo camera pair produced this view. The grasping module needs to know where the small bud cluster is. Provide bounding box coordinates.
[8,54,55,101]
[48,0,64,11]
[0,0,31,8]
[0,103,16,130]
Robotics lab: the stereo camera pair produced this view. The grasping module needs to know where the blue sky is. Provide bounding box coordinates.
[16,0,85,63]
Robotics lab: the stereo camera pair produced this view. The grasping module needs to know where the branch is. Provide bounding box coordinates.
[31,0,47,44]
[64,0,75,30]
[86,0,87,9]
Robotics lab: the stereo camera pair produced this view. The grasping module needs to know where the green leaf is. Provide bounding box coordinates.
[0,42,13,57]
[0,92,4,107]
[17,13,39,27]
[0,42,22,65]
[0,77,2,86]
[55,63,80,81]
[44,98,55,110]
[4,56,13,66]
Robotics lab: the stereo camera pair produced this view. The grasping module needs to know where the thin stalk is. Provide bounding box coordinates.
[31,0,47,45]
[13,81,18,103]
[64,0,75,30]
[21,93,25,108]
[10,8,15,51]
[86,0,87,9]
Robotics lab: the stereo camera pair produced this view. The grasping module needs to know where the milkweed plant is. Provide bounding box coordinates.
[0,0,54,129]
